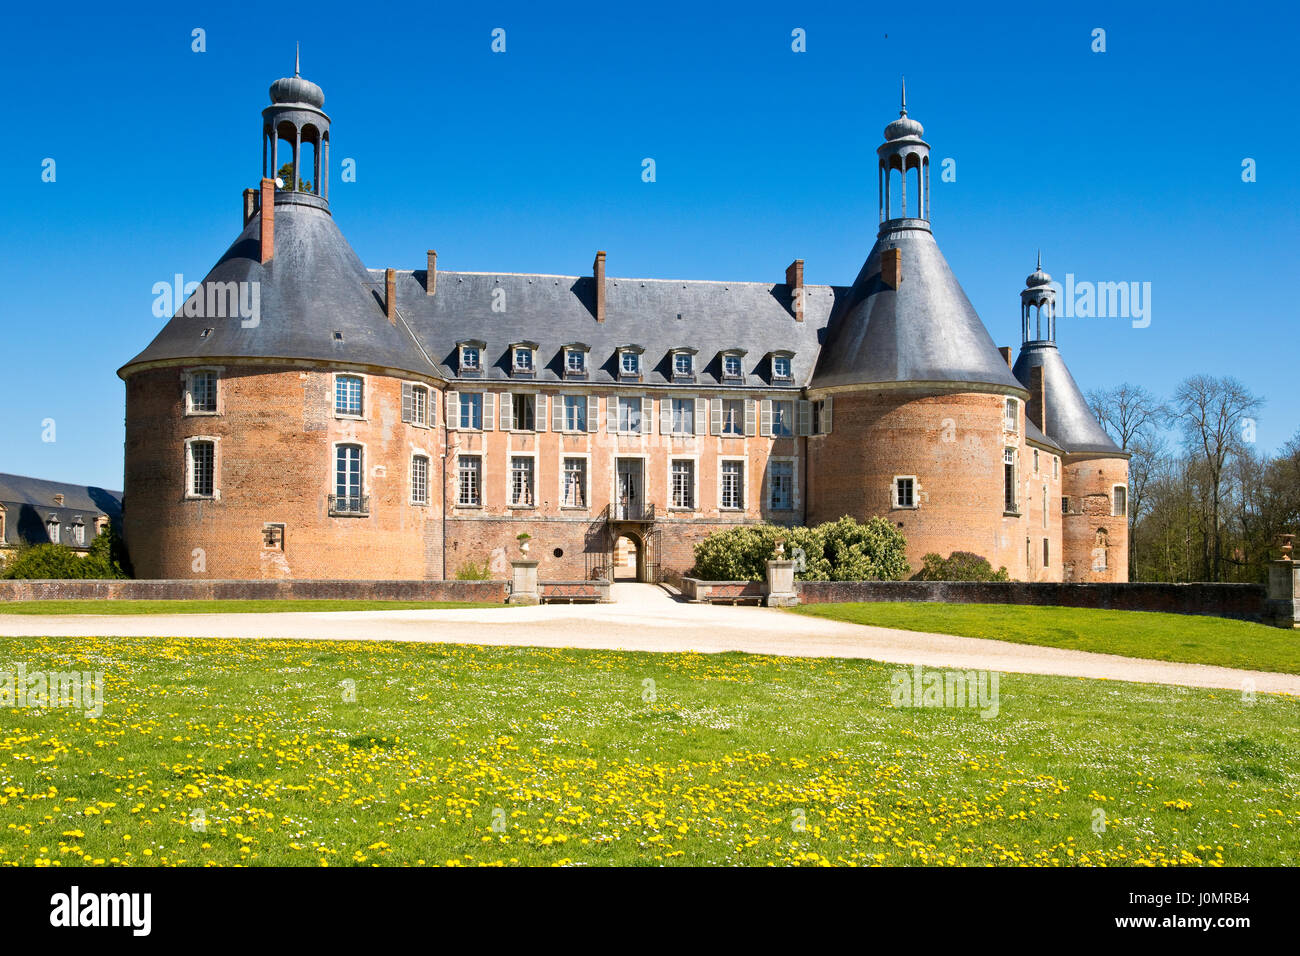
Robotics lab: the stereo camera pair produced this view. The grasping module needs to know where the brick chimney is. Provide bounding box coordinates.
[998,347,1013,368]
[243,188,258,227]
[881,248,902,288]
[259,178,275,263]
[785,259,805,322]
[426,250,437,296]
[1027,365,1048,434]
[593,251,606,323]
[385,268,397,323]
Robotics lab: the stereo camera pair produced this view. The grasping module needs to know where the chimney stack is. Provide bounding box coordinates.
[1028,365,1048,434]
[998,347,1013,368]
[881,248,902,289]
[259,178,275,263]
[385,268,397,323]
[426,250,437,296]
[593,250,606,323]
[243,188,258,227]
[785,259,805,322]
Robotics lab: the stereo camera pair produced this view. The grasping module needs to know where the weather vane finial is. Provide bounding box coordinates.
[295,42,300,77]
[1036,248,1042,271]
[900,76,907,116]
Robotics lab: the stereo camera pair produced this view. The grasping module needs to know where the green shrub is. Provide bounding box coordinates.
[690,517,908,582]
[453,560,492,581]
[913,551,1010,582]
[2,539,127,580]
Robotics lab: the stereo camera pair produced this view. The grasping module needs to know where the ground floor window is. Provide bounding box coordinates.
[188,440,215,498]
[411,454,429,505]
[671,459,695,509]
[335,444,363,510]
[510,456,535,507]
[770,461,794,510]
[563,457,587,508]
[721,460,744,509]
[457,456,481,507]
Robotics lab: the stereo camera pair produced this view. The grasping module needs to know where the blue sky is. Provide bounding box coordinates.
[2,0,1297,490]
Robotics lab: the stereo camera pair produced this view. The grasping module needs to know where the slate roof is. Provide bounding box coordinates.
[811,223,1026,393]
[0,474,123,549]
[1013,342,1123,455]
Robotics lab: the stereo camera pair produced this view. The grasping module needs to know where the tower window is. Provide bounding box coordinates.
[411,454,429,506]
[893,476,916,509]
[1004,398,1019,433]
[332,444,365,515]
[1112,486,1128,517]
[335,375,363,417]
[186,370,218,414]
[1003,448,1018,513]
[187,439,216,498]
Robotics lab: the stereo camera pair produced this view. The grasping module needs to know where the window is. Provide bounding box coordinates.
[334,444,363,512]
[1033,449,1040,474]
[721,461,744,509]
[510,457,535,507]
[411,385,428,426]
[812,398,832,435]
[460,346,481,371]
[411,455,429,506]
[565,348,586,376]
[1112,486,1128,517]
[894,476,916,509]
[673,352,693,377]
[47,518,60,544]
[620,351,640,376]
[188,440,215,497]
[671,460,695,509]
[670,398,695,436]
[1004,397,1018,433]
[513,346,534,373]
[1003,448,1018,513]
[722,354,743,379]
[562,458,587,508]
[772,401,794,437]
[187,370,217,413]
[459,393,483,430]
[1043,538,1050,567]
[1053,456,1060,479]
[1042,485,1048,528]
[770,461,794,510]
[562,394,586,431]
[457,456,482,507]
[721,399,744,436]
[335,375,363,416]
[617,396,641,434]
[1062,496,1070,514]
[72,521,85,546]
[511,393,536,431]
[772,355,792,380]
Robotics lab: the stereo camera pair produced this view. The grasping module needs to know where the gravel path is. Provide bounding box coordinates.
[2,583,1295,695]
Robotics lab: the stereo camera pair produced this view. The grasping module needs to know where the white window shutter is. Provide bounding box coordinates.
[744,399,757,437]
[447,391,460,430]
[536,394,547,432]
[429,390,437,428]
[710,398,723,435]
[759,399,772,437]
[660,398,672,435]
[500,392,514,431]
[641,396,652,434]
[695,398,707,436]
[823,396,833,433]
[797,400,811,436]
[401,382,414,423]
[587,395,599,432]
[607,396,619,433]
[552,395,564,431]
[483,392,495,431]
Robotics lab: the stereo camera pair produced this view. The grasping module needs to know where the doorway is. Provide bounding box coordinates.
[613,534,642,580]
[616,458,644,520]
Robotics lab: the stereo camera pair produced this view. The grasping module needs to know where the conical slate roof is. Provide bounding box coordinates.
[119,196,436,378]
[1013,342,1121,455]
[811,223,1026,391]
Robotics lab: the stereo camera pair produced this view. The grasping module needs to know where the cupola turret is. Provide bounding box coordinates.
[1021,251,1056,343]
[877,78,930,227]
[262,47,330,203]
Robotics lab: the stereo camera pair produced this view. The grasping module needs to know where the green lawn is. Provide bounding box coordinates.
[0,599,501,615]
[791,602,1300,675]
[0,635,1295,866]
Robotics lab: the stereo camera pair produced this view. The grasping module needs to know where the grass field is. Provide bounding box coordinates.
[791,603,1300,675]
[0,635,1295,866]
[0,600,501,615]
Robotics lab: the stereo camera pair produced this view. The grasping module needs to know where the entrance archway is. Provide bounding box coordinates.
[613,533,643,581]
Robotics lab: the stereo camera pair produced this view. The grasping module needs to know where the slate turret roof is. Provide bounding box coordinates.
[1013,342,1123,455]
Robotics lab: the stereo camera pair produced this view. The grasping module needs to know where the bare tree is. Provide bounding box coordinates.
[1169,375,1263,581]
[1088,383,1168,572]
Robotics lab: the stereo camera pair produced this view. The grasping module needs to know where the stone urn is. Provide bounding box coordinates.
[518,538,531,556]
[1279,533,1295,563]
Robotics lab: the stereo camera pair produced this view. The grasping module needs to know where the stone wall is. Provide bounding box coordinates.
[796,579,1266,621]
[0,578,505,603]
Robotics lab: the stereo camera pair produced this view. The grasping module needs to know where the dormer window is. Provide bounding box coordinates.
[458,342,485,376]
[618,347,644,380]
[511,343,537,376]
[771,353,793,382]
[564,345,589,378]
[673,352,692,377]
[722,353,744,381]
